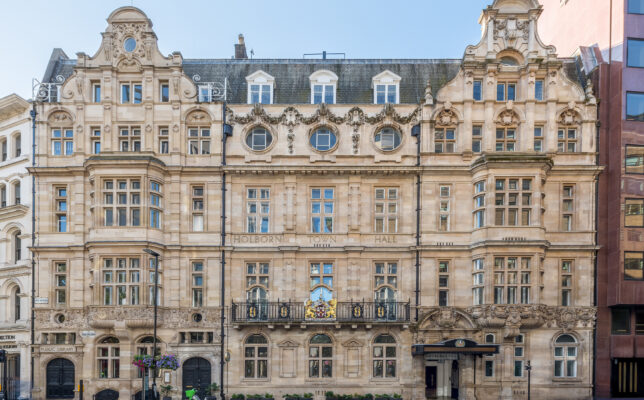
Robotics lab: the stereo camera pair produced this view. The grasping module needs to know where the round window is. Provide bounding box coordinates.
[55,314,65,324]
[374,127,402,151]
[310,127,337,152]
[123,37,137,53]
[192,313,203,323]
[245,127,273,151]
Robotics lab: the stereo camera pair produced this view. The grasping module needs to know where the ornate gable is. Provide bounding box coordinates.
[80,6,179,69]
[463,0,557,64]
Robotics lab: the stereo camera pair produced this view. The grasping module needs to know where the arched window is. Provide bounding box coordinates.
[245,127,273,151]
[309,334,333,378]
[554,334,578,378]
[374,262,397,320]
[500,56,519,66]
[244,334,268,379]
[13,181,20,205]
[97,337,120,379]
[13,287,20,322]
[373,334,396,378]
[247,286,267,303]
[14,134,21,157]
[13,231,21,263]
[310,262,333,303]
[136,336,162,378]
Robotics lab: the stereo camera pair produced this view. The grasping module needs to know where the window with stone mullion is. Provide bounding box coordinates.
[101,257,141,306]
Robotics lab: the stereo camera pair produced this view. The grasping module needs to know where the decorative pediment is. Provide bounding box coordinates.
[418,308,476,331]
[434,107,459,127]
[186,110,212,124]
[342,338,364,348]
[496,109,520,126]
[558,108,581,126]
[309,70,338,84]
[371,70,401,87]
[245,70,275,86]
[85,6,178,68]
[277,339,300,348]
[463,0,557,65]
[47,110,73,125]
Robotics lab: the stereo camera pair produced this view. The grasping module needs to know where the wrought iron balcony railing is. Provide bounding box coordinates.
[231,301,410,324]
[32,76,64,103]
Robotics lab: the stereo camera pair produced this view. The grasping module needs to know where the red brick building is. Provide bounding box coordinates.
[539,0,644,398]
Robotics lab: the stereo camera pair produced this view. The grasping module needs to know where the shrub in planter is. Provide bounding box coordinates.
[231,395,245,400]
[325,392,336,400]
[160,385,173,400]
[203,382,220,400]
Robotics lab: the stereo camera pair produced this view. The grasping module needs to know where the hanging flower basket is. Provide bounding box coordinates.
[156,354,179,370]
[132,354,155,370]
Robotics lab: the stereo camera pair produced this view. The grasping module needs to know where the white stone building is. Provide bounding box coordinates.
[0,93,33,399]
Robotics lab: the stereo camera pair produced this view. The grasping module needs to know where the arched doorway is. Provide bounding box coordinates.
[96,389,119,400]
[46,358,75,399]
[182,357,211,398]
[133,390,155,400]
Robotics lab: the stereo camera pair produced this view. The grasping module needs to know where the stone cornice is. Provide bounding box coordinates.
[0,204,29,221]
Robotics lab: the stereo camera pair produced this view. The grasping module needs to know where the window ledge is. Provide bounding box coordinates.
[552,377,582,383]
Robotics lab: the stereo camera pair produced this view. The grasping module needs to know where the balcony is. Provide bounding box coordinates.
[231,301,410,325]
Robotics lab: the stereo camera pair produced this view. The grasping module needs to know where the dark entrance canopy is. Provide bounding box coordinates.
[412,338,499,356]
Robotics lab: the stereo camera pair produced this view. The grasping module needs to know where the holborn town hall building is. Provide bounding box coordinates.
[26,0,600,399]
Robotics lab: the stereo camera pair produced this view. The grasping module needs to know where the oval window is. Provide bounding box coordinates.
[245,127,273,151]
[374,127,402,151]
[310,127,337,152]
[124,37,137,53]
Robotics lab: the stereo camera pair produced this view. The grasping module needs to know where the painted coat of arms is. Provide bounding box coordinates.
[305,298,337,320]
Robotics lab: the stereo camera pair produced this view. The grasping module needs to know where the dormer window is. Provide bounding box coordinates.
[309,70,338,104]
[372,70,401,104]
[246,70,275,104]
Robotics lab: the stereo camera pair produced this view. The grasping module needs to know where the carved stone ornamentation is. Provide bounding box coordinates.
[494,18,529,44]
[227,105,420,131]
[111,23,147,62]
[351,132,360,154]
[435,108,459,127]
[424,79,434,104]
[48,111,73,124]
[287,132,295,154]
[186,110,210,124]
[558,108,581,126]
[585,79,597,105]
[496,109,520,126]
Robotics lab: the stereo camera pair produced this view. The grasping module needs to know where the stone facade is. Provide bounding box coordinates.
[0,93,33,399]
[31,1,599,400]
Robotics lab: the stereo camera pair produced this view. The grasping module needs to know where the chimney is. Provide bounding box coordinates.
[235,34,248,59]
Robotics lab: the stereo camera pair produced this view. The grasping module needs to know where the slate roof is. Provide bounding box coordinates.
[182,59,461,104]
[41,49,583,105]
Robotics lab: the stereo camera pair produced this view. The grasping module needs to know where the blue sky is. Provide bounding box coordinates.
[1,0,489,99]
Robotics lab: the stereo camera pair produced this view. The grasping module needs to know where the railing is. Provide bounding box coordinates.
[231,301,410,323]
[192,75,228,102]
[32,76,64,102]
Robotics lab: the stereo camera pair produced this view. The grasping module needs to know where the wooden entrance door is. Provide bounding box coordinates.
[182,357,212,398]
[46,358,75,399]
